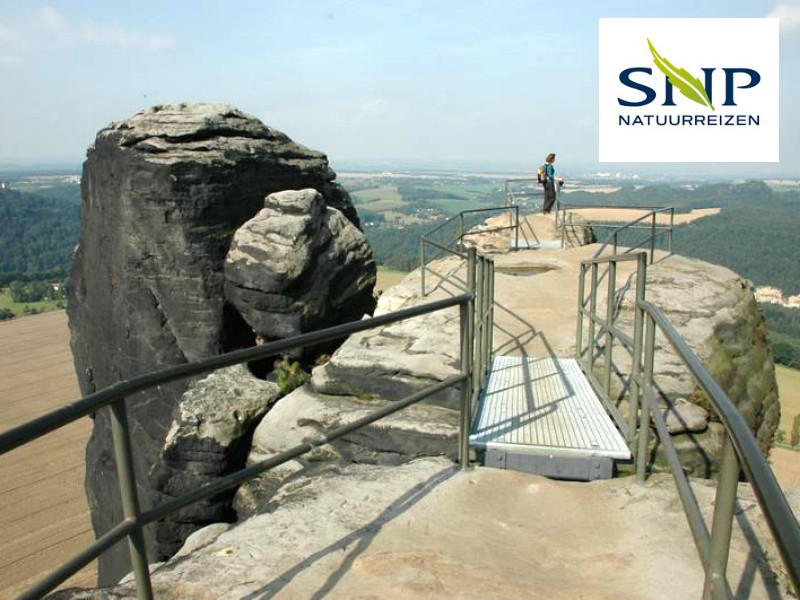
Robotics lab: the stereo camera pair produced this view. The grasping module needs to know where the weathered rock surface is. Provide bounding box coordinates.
[51,467,789,600]
[311,304,462,406]
[150,366,280,554]
[67,103,368,584]
[613,254,780,475]
[224,189,376,344]
[661,397,709,434]
[234,385,459,516]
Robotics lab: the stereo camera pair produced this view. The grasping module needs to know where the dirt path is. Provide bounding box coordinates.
[0,311,96,596]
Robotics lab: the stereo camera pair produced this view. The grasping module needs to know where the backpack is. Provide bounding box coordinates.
[537,164,548,185]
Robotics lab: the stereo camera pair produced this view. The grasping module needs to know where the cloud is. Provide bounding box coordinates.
[0,6,174,53]
[37,6,66,30]
[0,55,21,67]
[68,22,174,51]
[766,2,800,34]
[0,24,23,45]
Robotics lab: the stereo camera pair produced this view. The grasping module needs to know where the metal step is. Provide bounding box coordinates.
[470,356,631,481]
[511,239,563,250]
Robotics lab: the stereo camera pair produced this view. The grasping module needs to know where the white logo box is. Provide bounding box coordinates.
[598,18,779,163]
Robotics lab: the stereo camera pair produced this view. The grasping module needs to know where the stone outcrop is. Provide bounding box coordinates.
[150,366,280,555]
[311,304,462,407]
[67,103,372,584]
[613,255,780,475]
[225,189,376,346]
[234,385,459,517]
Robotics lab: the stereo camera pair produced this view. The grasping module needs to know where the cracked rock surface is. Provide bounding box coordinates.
[67,103,365,584]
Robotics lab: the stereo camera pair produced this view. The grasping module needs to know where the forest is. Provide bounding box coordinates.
[0,185,80,275]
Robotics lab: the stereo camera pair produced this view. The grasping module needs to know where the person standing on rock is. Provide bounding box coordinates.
[541,153,564,214]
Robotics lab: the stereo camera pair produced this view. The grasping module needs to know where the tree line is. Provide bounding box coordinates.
[0,186,80,275]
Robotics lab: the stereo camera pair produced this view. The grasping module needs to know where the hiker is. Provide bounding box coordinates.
[540,153,564,214]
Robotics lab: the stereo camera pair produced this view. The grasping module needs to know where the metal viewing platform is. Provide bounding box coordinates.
[470,355,631,481]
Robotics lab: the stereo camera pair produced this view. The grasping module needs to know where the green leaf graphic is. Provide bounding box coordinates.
[647,38,715,111]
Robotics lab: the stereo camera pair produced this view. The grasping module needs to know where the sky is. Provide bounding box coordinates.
[1,0,799,177]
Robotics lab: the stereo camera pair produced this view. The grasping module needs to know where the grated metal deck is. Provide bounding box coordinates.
[470,356,630,480]
[511,239,562,250]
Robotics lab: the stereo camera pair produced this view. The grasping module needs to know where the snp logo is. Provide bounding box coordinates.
[598,18,779,163]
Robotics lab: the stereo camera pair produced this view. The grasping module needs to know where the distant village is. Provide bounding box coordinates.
[756,286,800,310]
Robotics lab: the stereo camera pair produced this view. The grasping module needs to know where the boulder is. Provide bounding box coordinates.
[612,254,780,474]
[149,366,280,555]
[311,303,462,407]
[67,103,368,584]
[234,384,459,517]
[224,189,376,345]
[661,398,709,434]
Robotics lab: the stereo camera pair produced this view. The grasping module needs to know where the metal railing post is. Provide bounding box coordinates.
[636,314,656,483]
[488,260,495,362]
[669,208,674,255]
[420,238,426,296]
[650,211,656,264]
[109,399,154,600]
[459,299,471,469]
[466,248,477,410]
[576,264,586,364]
[628,253,647,446]
[703,436,741,599]
[483,260,492,377]
[474,257,485,392]
[514,206,520,250]
[588,263,599,371]
[459,212,465,250]
[603,259,617,397]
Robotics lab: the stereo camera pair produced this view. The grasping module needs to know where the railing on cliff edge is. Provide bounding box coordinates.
[419,205,515,297]
[577,251,800,599]
[502,178,675,259]
[0,251,495,600]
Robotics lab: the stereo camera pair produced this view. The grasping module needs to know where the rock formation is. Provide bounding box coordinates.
[225,189,376,347]
[67,103,374,584]
[613,254,780,476]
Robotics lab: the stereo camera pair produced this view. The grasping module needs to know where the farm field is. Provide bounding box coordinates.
[375,266,409,294]
[777,365,800,439]
[570,207,722,224]
[0,311,95,597]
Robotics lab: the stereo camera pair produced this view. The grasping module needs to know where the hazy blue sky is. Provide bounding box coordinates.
[1,1,798,176]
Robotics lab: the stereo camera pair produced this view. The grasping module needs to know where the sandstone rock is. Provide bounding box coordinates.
[661,398,709,434]
[652,422,726,478]
[234,384,459,517]
[67,103,364,584]
[224,189,376,345]
[612,254,779,468]
[148,365,280,556]
[311,302,462,406]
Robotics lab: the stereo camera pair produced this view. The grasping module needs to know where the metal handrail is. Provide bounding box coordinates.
[420,205,516,296]
[503,177,544,208]
[1,255,496,600]
[577,251,800,599]
[592,206,675,263]
[642,302,800,594]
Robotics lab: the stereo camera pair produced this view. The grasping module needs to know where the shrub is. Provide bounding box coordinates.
[274,356,309,397]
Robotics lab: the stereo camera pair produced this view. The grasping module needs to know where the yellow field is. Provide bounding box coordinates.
[0,311,95,596]
[570,207,721,225]
[376,267,409,294]
[777,365,800,438]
